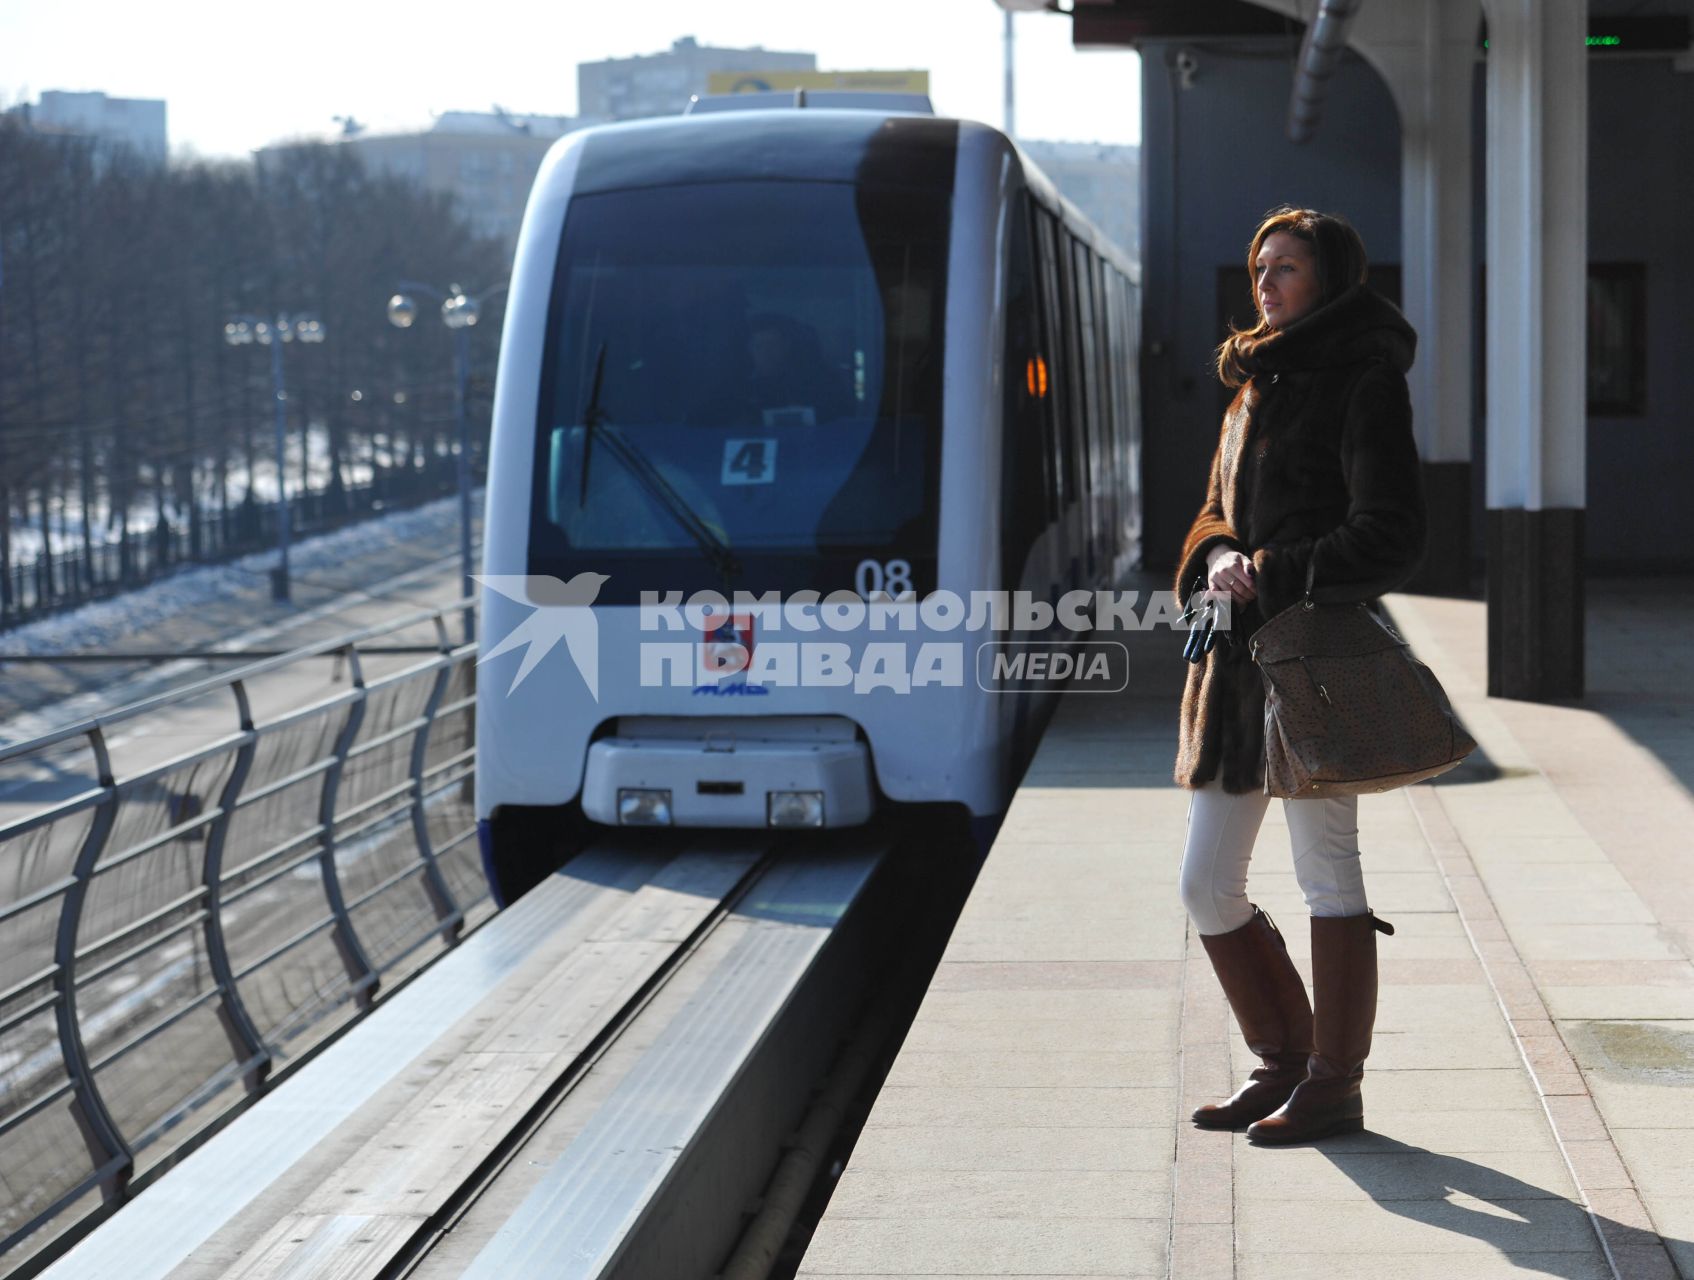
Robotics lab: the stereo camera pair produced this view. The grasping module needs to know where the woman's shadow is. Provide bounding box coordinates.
[1321,1135,1682,1277]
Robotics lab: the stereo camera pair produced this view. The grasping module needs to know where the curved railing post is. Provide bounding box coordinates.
[408,615,464,944]
[316,644,380,1009]
[0,599,494,1254]
[53,726,133,1202]
[200,678,273,1091]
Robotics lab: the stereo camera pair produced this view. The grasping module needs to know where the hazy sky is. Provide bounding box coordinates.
[2,1,1141,158]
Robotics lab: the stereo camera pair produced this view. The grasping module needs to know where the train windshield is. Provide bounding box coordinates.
[529,179,948,602]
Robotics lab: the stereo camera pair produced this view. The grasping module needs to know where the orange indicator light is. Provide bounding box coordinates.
[1026,355,1049,398]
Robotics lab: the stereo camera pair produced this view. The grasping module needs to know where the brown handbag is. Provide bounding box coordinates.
[1250,560,1476,798]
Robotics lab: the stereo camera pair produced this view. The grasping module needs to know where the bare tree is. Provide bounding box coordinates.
[0,124,508,627]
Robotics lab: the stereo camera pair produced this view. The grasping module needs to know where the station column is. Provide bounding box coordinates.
[1482,0,1587,700]
[1359,0,1479,598]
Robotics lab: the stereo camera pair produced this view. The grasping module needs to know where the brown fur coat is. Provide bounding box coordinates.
[1173,285,1427,793]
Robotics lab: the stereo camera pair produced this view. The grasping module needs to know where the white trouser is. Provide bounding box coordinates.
[1179,780,1369,936]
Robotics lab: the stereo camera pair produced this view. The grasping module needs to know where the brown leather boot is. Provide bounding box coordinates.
[1247,911,1393,1145]
[1192,906,1314,1129]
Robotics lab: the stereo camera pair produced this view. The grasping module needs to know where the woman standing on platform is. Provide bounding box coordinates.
[1172,206,1427,1144]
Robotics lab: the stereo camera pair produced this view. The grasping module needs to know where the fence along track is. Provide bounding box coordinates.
[0,601,489,1270]
[0,473,462,633]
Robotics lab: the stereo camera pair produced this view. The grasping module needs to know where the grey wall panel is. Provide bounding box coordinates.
[1582,58,1694,569]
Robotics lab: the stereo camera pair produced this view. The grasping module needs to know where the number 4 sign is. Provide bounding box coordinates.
[722,438,777,486]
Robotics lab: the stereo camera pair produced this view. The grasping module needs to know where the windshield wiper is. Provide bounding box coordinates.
[596,425,741,589]
[579,343,608,506]
[573,341,740,591]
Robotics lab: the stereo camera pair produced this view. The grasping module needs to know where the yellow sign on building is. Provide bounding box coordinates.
[707,70,931,96]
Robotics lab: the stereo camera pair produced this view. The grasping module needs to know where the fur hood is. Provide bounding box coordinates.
[1238,285,1416,378]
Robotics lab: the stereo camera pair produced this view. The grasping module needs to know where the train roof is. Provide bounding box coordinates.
[565,110,964,196]
[550,110,1137,279]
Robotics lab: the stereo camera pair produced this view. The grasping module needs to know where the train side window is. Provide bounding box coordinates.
[1102,262,1122,453]
[1034,210,1069,511]
[1122,272,1144,552]
[1020,199,1057,523]
[1055,224,1086,512]
[1070,242,1097,551]
[1001,192,1049,585]
[1113,269,1136,545]
[1101,257,1122,553]
[1090,253,1117,562]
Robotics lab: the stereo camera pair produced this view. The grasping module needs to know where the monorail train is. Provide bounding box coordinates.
[476,103,1141,903]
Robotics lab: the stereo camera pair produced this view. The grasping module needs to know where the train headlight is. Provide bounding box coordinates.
[767,790,825,828]
[618,788,673,826]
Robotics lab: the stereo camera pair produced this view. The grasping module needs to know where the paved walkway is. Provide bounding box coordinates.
[799,574,1694,1279]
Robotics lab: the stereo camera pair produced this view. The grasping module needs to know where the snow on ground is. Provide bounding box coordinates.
[5,425,419,560]
[0,494,479,749]
[0,493,474,657]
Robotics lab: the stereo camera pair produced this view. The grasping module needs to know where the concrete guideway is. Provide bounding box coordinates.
[800,575,1694,1279]
[38,837,889,1280]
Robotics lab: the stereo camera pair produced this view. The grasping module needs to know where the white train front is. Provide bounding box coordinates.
[476,105,1140,902]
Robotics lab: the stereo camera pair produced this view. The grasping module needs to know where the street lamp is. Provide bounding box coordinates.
[222,313,326,602]
[386,280,506,638]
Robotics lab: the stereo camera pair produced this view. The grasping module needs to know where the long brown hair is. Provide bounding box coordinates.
[1214,206,1369,388]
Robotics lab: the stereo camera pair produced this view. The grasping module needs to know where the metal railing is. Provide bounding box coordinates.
[0,603,491,1266]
